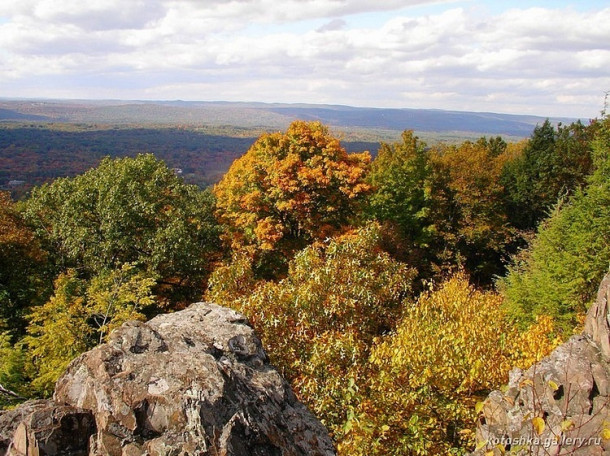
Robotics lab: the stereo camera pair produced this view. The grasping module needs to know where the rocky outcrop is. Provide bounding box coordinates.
[472,273,610,455]
[0,303,335,456]
[0,400,95,456]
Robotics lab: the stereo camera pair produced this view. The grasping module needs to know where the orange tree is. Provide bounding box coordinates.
[428,139,518,284]
[213,120,371,276]
[0,192,47,337]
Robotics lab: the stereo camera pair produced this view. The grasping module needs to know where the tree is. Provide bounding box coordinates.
[501,120,594,230]
[428,139,517,284]
[0,328,26,407]
[213,121,371,276]
[0,192,47,337]
[365,131,435,273]
[339,274,560,456]
[207,223,415,440]
[501,115,610,333]
[24,264,156,396]
[22,154,221,305]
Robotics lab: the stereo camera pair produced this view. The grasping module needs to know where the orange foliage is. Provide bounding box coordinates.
[0,191,47,332]
[214,121,371,261]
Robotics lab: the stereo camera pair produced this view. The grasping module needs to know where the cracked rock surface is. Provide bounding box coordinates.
[1,302,335,456]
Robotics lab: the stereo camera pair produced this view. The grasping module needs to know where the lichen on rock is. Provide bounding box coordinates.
[0,302,336,456]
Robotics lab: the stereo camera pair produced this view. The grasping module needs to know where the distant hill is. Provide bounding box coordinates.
[0,99,579,138]
[0,98,583,198]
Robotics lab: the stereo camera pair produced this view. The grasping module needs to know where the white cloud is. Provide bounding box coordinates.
[0,1,608,117]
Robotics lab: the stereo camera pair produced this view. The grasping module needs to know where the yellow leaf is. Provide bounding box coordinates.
[532,417,545,435]
[548,380,559,391]
[560,420,574,432]
[601,428,610,440]
[475,440,489,451]
[475,401,485,414]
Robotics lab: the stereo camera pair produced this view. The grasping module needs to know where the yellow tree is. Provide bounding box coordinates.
[340,273,560,456]
[214,121,371,274]
[25,264,156,396]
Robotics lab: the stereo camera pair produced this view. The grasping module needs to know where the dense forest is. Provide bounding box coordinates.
[1,112,608,454]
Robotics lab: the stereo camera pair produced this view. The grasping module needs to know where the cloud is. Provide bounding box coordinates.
[317,19,347,32]
[0,1,608,117]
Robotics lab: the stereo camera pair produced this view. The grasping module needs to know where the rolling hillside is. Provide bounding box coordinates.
[0,99,578,137]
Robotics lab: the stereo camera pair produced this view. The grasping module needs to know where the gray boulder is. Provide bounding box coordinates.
[1,303,336,456]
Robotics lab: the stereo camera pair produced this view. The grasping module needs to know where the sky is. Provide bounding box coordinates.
[0,0,608,118]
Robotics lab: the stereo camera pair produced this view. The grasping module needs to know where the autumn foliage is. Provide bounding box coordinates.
[1,113,607,454]
[208,223,415,436]
[214,121,371,272]
[0,192,47,335]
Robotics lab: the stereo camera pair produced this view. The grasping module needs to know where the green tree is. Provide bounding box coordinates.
[0,328,26,407]
[501,116,610,332]
[501,120,594,230]
[213,121,371,276]
[366,132,522,285]
[23,154,221,305]
[366,131,435,272]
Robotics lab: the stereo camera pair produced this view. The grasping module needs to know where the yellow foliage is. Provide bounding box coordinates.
[25,264,156,395]
[208,232,561,455]
[209,223,414,439]
[532,416,546,435]
[509,314,562,369]
[340,274,559,456]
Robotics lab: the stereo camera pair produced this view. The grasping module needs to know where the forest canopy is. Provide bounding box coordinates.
[1,115,608,455]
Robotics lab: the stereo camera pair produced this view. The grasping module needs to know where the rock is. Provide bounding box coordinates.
[472,273,610,455]
[1,303,336,456]
[0,401,51,455]
[3,402,95,456]
[585,273,610,359]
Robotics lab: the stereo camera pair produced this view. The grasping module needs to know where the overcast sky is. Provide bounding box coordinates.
[1,0,608,118]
